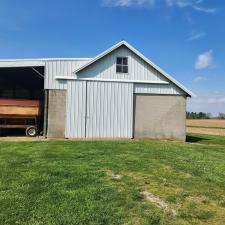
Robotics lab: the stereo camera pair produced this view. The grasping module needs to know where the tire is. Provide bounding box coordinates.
[26,126,38,137]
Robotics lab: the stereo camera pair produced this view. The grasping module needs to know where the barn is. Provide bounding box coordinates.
[0,41,193,141]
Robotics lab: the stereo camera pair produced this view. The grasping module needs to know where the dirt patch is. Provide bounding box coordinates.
[0,136,46,141]
[106,170,123,180]
[187,196,207,203]
[187,119,225,136]
[142,191,177,216]
[187,127,225,136]
[187,119,225,129]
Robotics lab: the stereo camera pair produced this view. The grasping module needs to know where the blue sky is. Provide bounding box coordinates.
[0,0,224,115]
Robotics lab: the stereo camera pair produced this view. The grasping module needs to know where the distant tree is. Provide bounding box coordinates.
[186,112,211,119]
[218,113,225,119]
[199,112,205,119]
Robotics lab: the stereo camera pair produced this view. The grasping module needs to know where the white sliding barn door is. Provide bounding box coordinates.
[65,80,86,138]
[86,81,133,138]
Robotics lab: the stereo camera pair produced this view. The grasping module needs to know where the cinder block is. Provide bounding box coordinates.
[134,95,186,141]
[47,90,66,138]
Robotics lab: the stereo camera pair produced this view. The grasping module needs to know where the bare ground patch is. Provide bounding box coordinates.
[0,136,46,141]
[105,170,178,217]
[142,191,177,216]
[187,119,225,136]
[187,120,225,129]
[106,170,123,180]
[187,127,225,136]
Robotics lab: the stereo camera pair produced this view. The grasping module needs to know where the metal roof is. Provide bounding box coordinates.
[0,58,92,68]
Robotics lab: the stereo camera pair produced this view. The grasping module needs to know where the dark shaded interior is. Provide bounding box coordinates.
[0,66,45,136]
[0,67,44,99]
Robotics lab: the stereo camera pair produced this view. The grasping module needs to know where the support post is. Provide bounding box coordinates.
[43,90,48,138]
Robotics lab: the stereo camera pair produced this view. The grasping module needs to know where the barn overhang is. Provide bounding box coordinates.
[0,60,45,68]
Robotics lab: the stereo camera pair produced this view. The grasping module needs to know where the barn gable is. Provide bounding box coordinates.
[74,41,193,97]
[76,45,167,83]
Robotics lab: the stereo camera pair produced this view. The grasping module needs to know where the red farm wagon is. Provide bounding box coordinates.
[0,99,41,137]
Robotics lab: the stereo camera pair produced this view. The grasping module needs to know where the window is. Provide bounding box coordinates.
[116,57,128,73]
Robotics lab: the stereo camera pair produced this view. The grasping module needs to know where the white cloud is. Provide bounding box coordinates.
[192,97,225,104]
[188,91,225,116]
[102,0,156,7]
[187,31,206,41]
[102,0,218,16]
[193,6,217,13]
[165,0,195,8]
[193,76,207,83]
[195,50,213,70]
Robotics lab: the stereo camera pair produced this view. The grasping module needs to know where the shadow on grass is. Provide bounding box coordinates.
[186,135,209,143]
[0,128,26,137]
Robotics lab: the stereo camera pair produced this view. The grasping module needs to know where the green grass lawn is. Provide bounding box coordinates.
[0,134,225,225]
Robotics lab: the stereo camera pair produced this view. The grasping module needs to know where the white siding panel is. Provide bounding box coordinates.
[86,81,133,138]
[65,80,86,138]
[45,59,91,90]
[134,83,185,95]
[66,80,133,139]
[78,46,168,83]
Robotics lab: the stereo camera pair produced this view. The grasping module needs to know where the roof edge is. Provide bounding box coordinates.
[0,58,93,62]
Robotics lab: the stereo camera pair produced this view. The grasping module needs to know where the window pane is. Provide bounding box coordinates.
[117,57,122,65]
[116,65,122,73]
[122,57,128,65]
[123,66,128,73]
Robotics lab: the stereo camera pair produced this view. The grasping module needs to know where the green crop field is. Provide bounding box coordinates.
[0,134,225,225]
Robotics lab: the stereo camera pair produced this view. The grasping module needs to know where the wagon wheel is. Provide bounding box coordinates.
[26,126,38,137]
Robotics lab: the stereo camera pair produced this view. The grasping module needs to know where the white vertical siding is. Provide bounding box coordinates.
[65,80,134,139]
[134,83,185,95]
[86,81,133,138]
[65,80,86,138]
[45,59,91,90]
[77,46,168,83]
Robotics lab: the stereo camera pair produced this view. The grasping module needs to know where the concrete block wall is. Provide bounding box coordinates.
[134,95,186,141]
[47,90,66,138]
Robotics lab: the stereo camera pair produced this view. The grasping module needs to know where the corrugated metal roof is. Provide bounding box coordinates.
[0,58,92,61]
[0,58,92,68]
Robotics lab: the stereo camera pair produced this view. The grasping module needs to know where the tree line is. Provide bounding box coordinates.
[187,112,225,119]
